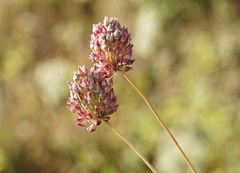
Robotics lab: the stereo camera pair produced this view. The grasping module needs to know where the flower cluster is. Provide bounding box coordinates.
[67,17,134,132]
[67,65,118,132]
[90,17,135,74]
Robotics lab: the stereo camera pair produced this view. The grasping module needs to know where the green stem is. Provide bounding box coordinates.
[122,74,197,173]
[104,121,159,173]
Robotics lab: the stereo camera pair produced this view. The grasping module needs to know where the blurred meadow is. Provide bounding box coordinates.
[0,0,240,173]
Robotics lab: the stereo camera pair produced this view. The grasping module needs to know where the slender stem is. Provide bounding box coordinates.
[122,74,197,173]
[104,121,159,173]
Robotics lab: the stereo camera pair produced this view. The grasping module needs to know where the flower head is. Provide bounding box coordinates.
[67,65,118,132]
[90,16,135,74]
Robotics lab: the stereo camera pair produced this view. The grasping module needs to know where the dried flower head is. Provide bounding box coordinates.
[67,65,118,132]
[90,16,135,74]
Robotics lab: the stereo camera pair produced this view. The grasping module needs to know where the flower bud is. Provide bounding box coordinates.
[67,65,118,132]
[90,17,135,75]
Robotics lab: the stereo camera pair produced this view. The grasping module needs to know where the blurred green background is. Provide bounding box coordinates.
[0,0,240,173]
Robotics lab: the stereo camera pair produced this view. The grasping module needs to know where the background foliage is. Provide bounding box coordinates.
[0,0,240,172]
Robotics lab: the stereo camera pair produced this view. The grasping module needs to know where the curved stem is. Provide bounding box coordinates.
[104,121,159,173]
[122,74,197,173]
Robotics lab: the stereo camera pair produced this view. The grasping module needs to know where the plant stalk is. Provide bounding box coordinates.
[105,121,159,173]
[122,74,197,173]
